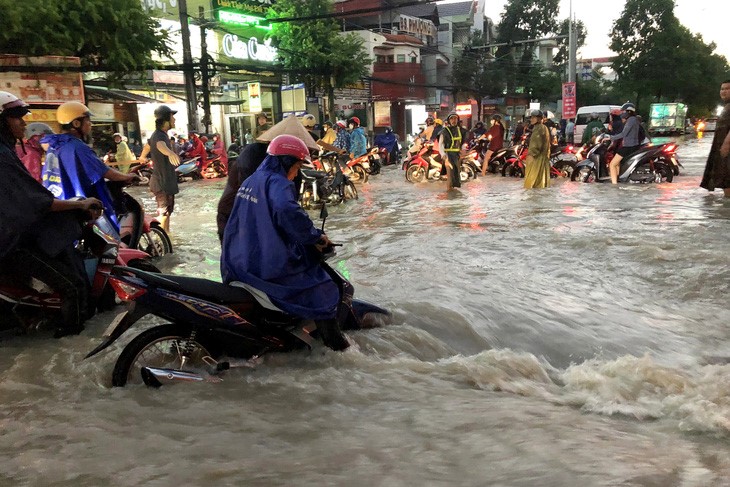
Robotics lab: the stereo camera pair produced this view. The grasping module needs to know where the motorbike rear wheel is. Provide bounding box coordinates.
[112,323,220,387]
[460,164,474,182]
[350,165,367,184]
[651,163,674,183]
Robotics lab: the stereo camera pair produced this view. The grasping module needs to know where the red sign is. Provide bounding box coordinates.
[455,103,472,116]
[562,82,577,119]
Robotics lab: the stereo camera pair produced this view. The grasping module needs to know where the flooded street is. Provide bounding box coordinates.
[3,134,730,486]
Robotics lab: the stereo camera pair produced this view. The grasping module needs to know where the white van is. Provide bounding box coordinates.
[573,105,620,143]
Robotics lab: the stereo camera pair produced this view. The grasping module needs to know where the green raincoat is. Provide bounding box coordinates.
[524,123,551,189]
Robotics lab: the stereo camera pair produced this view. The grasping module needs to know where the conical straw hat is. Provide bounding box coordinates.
[256,114,319,150]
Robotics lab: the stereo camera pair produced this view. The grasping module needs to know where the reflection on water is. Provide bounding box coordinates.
[3,136,730,485]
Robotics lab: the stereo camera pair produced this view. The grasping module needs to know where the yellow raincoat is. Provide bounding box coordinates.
[523,123,551,189]
[114,139,135,174]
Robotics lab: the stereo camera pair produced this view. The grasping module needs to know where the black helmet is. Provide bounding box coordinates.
[491,114,502,121]
[323,120,333,127]
[154,105,177,121]
[528,109,543,118]
[475,121,484,127]
[425,116,435,125]
[620,102,636,113]
[446,112,459,123]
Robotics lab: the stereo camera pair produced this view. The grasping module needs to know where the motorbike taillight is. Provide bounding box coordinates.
[109,277,147,301]
[663,143,677,154]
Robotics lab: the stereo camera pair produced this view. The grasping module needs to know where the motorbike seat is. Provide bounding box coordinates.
[115,267,257,306]
[301,169,328,179]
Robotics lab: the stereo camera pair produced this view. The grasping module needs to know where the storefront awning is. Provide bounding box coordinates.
[85,86,158,104]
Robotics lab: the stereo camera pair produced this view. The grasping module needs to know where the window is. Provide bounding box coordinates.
[411,56,417,63]
[397,54,405,63]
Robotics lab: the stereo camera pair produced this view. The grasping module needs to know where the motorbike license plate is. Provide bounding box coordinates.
[103,310,128,337]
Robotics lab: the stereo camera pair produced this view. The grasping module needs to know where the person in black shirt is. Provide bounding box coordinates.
[0,92,102,337]
[148,105,181,234]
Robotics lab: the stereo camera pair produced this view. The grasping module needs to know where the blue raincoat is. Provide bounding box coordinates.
[350,127,367,157]
[221,154,339,320]
[374,131,398,153]
[41,134,118,230]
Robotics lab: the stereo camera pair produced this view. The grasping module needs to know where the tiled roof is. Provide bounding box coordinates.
[436,1,474,18]
[382,33,425,45]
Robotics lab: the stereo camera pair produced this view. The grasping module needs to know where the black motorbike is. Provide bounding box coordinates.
[85,208,390,387]
[299,153,358,209]
[572,134,674,183]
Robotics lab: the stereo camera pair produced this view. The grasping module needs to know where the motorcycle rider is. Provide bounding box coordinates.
[609,102,641,184]
[17,122,54,182]
[221,134,349,351]
[348,116,367,160]
[42,102,137,231]
[187,132,208,170]
[582,113,604,145]
[481,114,506,176]
[333,120,350,154]
[112,132,134,174]
[374,126,399,165]
[438,113,466,190]
[320,120,337,145]
[0,92,102,338]
[419,116,436,140]
[471,120,487,140]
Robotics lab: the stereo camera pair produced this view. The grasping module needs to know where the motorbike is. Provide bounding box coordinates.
[0,213,160,336]
[404,141,472,183]
[299,154,358,209]
[85,207,391,388]
[109,182,173,258]
[175,156,202,182]
[202,152,228,179]
[344,148,380,184]
[128,161,152,185]
[571,135,674,183]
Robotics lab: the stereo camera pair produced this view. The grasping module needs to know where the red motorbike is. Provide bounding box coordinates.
[343,148,380,184]
[0,214,159,336]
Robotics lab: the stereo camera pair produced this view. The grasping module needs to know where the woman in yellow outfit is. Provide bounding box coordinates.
[523,109,551,189]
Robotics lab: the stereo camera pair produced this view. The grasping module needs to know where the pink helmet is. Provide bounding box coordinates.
[267,134,311,163]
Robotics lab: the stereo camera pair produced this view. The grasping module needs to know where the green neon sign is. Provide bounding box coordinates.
[218,10,271,30]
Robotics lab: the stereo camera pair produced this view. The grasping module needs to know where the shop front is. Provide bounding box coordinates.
[212,0,282,146]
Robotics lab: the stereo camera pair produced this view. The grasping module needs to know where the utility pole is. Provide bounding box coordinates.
[199,6,212,134]
[568,0,576,83]
[179,0,199,133]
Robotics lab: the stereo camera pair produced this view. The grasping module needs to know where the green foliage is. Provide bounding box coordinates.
[0,0,171,79]
[553,18,586,67]
[610,0,730,115]
[451,32,508,100]
[268,0,371,118]
[494,0,563,98]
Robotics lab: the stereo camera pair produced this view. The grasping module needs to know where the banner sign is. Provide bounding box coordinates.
[213,0,272,16]
[374,101,391,127]
[455,103,472,116]
[562,82,577,119]
[221,34,277,62]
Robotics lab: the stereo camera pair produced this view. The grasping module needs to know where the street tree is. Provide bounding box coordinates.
[494,0,560,95]
[0,0,171,81]
[553,18,586,68]
[610,0,730,114]
[268,0,371,122]
[451,32,510,115]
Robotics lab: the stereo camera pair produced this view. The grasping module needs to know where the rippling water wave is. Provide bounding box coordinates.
[3,135,730,485]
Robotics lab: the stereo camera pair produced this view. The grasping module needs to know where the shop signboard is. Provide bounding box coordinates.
[248,81,262,113]
[396,14,437,39]
[0,55,83,105]
[220,34,277,63]
[282,83,307,115]
[455,103,472,117]
[374,101,391,127]
[213,0,271,17]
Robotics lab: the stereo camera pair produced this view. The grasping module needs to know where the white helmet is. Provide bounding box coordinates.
[0,91,29,117]
[302,113,316,128]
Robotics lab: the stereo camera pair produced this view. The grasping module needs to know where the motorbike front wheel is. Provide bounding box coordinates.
[112,323,219,387]
[343,181,358,201]
[460,164,474,182]
[572,166,597,183]
[137,225,173,258]
[406,165,426,183]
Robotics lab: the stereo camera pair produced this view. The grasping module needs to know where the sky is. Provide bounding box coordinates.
[483,0,730,61]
